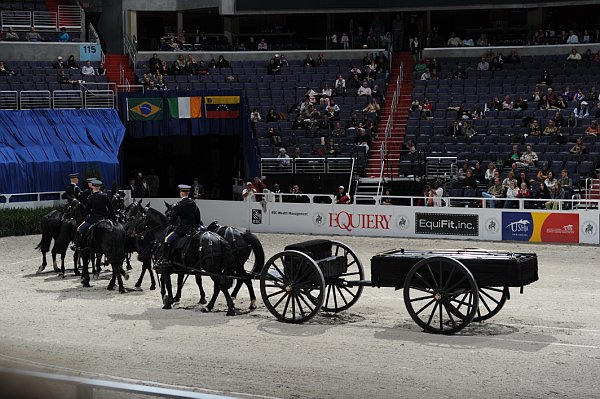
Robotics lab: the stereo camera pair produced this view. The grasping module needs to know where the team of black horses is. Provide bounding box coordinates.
[36,193,264,315]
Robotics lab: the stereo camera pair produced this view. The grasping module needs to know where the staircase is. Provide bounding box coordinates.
[104,54,136,88]
[365,52,414,178]
[579,174,600,209]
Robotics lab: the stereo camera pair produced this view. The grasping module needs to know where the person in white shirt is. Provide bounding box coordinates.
[566,30,579,44]
[447,32,462,47]
[242,182,256,202]
[425,181,444,207]
[477,57,489,71]
[81,61,95,76]
[357,81,372,96]
[277,147,290,167]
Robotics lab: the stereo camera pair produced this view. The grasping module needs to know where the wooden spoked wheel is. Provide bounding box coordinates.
[260,250,325,323]
[403,256,479,334]
[472,286,509,322]
[321,241,365,313]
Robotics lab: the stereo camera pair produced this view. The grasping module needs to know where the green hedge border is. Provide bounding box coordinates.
[0,207,55,237]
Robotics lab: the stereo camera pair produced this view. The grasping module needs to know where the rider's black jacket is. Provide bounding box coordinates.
[85,191,116,224]
[169,197,201,235]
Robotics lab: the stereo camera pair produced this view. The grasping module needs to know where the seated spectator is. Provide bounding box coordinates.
[363,98,380,114]
[566,48,582,61]
[566,30,579,44]
[359,114,374,132]
[517,171,531,189]
[503,171,518,188]
[447,32,462,47]
[517,182,533,208]
[490,96,502,111]
[448,120,462,137]
[517,144,538,168]
[533,182,550,209]
[536,166,549,184]
[355,129,372,152]
[291,146,304,159]
[25,27,43,42]
[257,38,268,50]
[484,162,496,184]
[538,70,552,86]
[461,120,477,143]
[57,70,78,85]
[335,186,351,204]
[477,57,489,71]
[316,53,327,66]
[266,127,282,146]
[529,118,541,136]
[504,181,519,208]
[462,169,478,189]
[505,49,521,63]
[305,116,320,137]
[514,96,528,111]
[347,74,361,95]
[420,68,431,80]
[321,83,333,103]
[266,108,278,122]
[347,112,361,130]
[502,95,514,111]
[559,170,574,197]
[421,99,433,119]
[530,87,542,102]
[543,120,558,136]
[242,182,256,202]
[546,182,565,210]
[588,86,599,102]
[551,110,564,127]
[277,147,290,166]
[574,88,586,102]
[462,35,474,46]
[553,95,567,110]
[482,177,505,208]
[57,27,70,42]
[195,60,209,75]
[266,58,280,75]
[216,55,229,68]
[0,61,16,76]
[66,55,78,69]
[325,99,341,120]
[96,62,106,76]
[303,54,316,67]
[570,137,587,155]
[185,54,198,74]
[472,104,484,119]
[148,53,162,72]
[567,111,578,127]
[491,53,504,70]
[81,61,95,76]
[476,33,489,46]
[371,85,384,104]
[334,74,346,96]
[325,138,339,156]
[574,101,590,118]
[320,114,333,131]
[5,27,19,41]
[381,188,393,205]
[357,81,372,96]
[586,120,600,135]
[250,108,261,123]
[563,86,575,101]
[457,162,471,181]
[331,121,346,137]
[452,65,468,80]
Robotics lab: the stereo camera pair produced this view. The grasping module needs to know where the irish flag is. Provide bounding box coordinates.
[167,96,202,119]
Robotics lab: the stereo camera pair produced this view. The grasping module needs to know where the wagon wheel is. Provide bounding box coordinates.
[472,286,509,322]
[403,256,479,335]
[260,250,325,323]
[321,241,365,313]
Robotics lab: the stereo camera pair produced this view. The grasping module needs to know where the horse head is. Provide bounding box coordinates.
[63,199,85,223]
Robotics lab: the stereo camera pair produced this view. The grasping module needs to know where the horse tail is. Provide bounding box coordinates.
[243,232,264,274]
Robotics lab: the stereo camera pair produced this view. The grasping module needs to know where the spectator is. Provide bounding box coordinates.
[191,178,204,199]
[355,129,372,152]
[448,120,462,137]
[242,182,256,202]
[546,182,565,210]
[335,186,351,204]
[57,69,78,85]
[504,181,519,208]
[518,144,538,168]
[357,81,372,97]
[341,32,350,49]
[420,68,431,80]
[529,118,541,136]
[363,98,380,114]
[81,60,95,77]
[5,27,19,41]
[566,30,579,44]
[381,188,393,205]
[505,49,521,63]
[538,70,552,86]
[288,184,307,203]
[462,169,478,189]
[148,53,162,72]
[566,48,582,61]
[543,119,558,136]
[25,27,43,42]
[250,108,261,123]
[514,96,528,111]
[574,101,590,119]
[570,136,587,155]
[447,32,462,47]
[409,36,421,64]
[452,65,468,80]
[277,147,290,166]
[216,55,229,68]
[517,182,533,208]
[0,61,16,76]
[334,74,346,96]
[477,57,489,71]
[303,54,316,67]
[588,87,599,102]
[502,171,518,189]
[66,55,78,69]
[424,181,444,207]
[462,35,475,47]
[316,53,327,66]
[257,38,268,50]
[502,95,514,111]
[482,177,505,208]
[585,120,599,135]
[57,27,70,42]
[266,108,278,122]
[476,33,488,46]
[574,88,586,102]
[96,62,106,76]
[462,120,477,143]
[332,121,346,137]
[484,162,496,184]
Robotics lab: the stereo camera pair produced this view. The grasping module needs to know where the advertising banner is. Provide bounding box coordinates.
[502,212,579,243]
[415,213,479,236]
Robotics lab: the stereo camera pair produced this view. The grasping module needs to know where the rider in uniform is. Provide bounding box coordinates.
[75,179,116,250]
[158,184,201,263]
[79,177,95,205]
[63,173,81,202]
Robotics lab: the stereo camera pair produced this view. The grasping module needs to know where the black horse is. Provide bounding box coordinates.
[156,228,237,315]
[36,206,79,277]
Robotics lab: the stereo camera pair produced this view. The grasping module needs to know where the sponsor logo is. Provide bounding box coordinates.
[313,212,325,226]
[396,215,409,231]
[502,213,533,241]
[251,209,262,224]
[415,213,478,236]
[582,220,597,237]
[329,211,391,232]
[486,218,499,233]
[540,213,579,243]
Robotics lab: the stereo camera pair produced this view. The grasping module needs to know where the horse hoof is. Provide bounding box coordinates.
[82,282,91,288]
[201,307,210,313]
[60,273,65,279]
[226,309,236,316]
[162,303,172,310]
[249,304,257,310]
[150,284,156,290]
[134,282,142,288]
[107,284,115,291]
[53,266,61,273]
[198,298,207,305]
[119,287,127,294]
[173,296,181,303]
[36,265,45,274]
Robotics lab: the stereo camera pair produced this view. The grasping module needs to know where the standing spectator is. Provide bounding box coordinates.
[242,182,256,202]
[25,27,43,42]
[341,32,350,49]
[566,30,579,44]
[447,32,462,47]
[146,169,160,197]
[425,181,444,207]
[277,147,290,167]
[409,36,420,64]
[57,27,70,42]
[191,178,204,199]
[392,14,404,51]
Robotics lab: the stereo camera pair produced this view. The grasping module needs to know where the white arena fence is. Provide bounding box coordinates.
[3,192,598,245]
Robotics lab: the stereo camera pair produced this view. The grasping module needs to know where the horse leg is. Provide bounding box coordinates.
[126,253,133,271]
[72,251,80,276]
[201,279,221,313]
[81,252,91,288]
[161,272,173,309]
[36,233,51,274]
[37,250,48,274]
[135,262,146,288]
[51,249,60,273]
[195,275,206,305]
[148,265,156,290]
[221,286,236,316]
[114,262,126,294]
[231,279,243,299]
[59,251,67,279]
[173,273,185,303]
[244,280,258,310]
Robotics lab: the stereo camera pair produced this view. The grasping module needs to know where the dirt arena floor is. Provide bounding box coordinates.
[0,233,599,399]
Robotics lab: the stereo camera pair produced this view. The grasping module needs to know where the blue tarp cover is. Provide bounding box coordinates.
[0,109,125,194]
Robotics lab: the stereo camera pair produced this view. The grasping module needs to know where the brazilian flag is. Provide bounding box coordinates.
[127,98,163,121]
